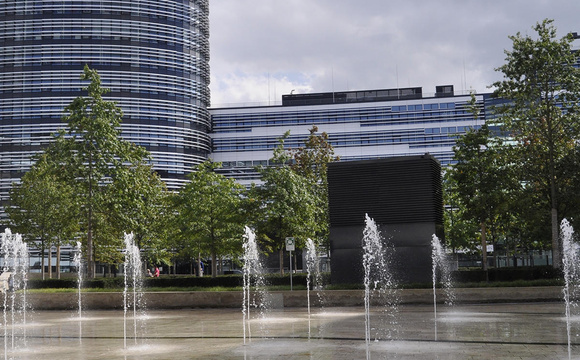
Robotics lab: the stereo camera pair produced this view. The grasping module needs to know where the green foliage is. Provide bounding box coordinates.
[28,276,124,289]
[171,160,246,277]
[250,133,319,273]
[288,126,339,251]
[442,170,478,251]
[106,162,171,266]
[7,153,80,257]
[492,19,580,268]
[448,93,518,270]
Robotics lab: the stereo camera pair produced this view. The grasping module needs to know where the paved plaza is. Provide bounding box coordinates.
[2,302,580,359]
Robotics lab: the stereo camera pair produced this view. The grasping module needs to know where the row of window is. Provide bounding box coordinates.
[1,25,206,46]
[392,103,457,111]
[1,75,204,94]
[213,112,475,131]
[1,97,208,115]
[1,51,201,70]
[1,0,202,21]
[212,129,465,152]
[212,101,479,130]
[0,63,209,83]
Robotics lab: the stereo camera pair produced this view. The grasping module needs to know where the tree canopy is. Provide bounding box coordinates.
[492,19,580,268]
[171,160,246,277]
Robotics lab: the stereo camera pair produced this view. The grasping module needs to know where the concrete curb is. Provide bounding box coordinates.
[25,286,564,310]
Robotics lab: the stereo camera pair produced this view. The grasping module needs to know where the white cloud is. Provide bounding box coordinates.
[209,0,580,106]
[210,71,314,107]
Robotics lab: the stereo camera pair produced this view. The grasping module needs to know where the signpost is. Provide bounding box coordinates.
[285,237,295,291]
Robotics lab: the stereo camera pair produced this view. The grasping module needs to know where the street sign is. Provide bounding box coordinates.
[285,237,295,251]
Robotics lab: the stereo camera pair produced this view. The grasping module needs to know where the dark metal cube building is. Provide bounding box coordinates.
[328,155,444,284]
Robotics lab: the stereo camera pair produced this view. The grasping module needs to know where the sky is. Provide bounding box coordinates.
[208,1,580,107]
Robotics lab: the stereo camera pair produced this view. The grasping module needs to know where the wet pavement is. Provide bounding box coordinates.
[2,302,579,359]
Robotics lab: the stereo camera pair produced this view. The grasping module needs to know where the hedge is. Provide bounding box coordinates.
[452,266,561,283]
[27,272,332,289]
[27,268,559,289]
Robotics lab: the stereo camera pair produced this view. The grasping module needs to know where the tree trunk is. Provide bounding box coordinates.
[548,120,560,269]
[551,207,560,268]
[279,248,284,275]
[41,242,46,280]
[197,252,203,277]
[211,251,217,278]
[48,246,52,279]
[481,221,488,275]
[87,225,94,278]
[56,245,61,279]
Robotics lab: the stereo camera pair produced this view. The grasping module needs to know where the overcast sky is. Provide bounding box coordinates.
[209,1,580,107]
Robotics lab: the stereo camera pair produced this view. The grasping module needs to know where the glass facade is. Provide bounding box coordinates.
[0,0,211,216]
[210,87,487,185]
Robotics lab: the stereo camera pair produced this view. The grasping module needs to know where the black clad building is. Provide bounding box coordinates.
[328,155,444,284]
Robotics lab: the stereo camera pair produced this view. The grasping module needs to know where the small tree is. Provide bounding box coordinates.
[252,134,318,274]
[7,154,79,279]
[450,94,515,273]
[289,126,339,251]
[172,161,245,277]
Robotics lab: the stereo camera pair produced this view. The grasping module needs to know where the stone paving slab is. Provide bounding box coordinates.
[3,302,580,359]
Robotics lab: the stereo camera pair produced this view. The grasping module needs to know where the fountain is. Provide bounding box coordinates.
[431,234,455,340]
[1,228,29,359]
[122,232,146,349]
[561,219,580,359]
[73,240,83,342]
[305,238,325,338]
[362,214,399,359]
[0,222,577,359]
[241,226,269,344]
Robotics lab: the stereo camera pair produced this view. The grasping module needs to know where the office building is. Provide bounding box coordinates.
[210,86,488,185]
[0,0,211,216]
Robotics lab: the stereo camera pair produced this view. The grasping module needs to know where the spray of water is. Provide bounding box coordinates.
[1,228,29,358]
[305,238,325,338]
[123,232,145,349]
[242,226,269,344]
[561,219,579,359]
[431,234,455,341]
[74,241,83,342]
[362,214,398,359]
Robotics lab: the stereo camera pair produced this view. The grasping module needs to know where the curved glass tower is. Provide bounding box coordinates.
[0,0,211,214]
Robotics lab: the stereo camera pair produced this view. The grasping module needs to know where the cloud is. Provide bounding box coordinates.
[209,0,580,106]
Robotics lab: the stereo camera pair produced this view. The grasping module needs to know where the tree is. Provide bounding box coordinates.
[442,170,478,253]
[449,93,515,273]
[172,161,245,277]
[47,65,159,278]
[252,134,318,274]
[106,162,171,268]
[289,126,339,250]
[7,153,79,279]
[492,19,580,268]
